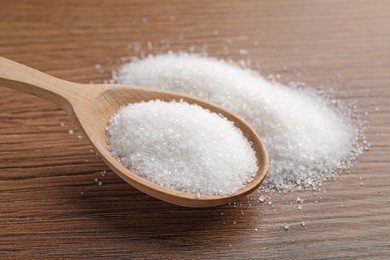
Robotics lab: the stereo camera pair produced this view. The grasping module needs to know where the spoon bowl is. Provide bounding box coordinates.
[0,57,269,207]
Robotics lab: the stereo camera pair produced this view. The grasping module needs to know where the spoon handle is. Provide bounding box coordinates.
[0,56,76,111]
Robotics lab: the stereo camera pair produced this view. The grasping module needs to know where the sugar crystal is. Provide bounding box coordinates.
[258,195,266,202]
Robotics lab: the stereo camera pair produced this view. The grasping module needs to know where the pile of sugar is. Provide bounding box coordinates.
[113,52,361,191]
[107,100,258,195]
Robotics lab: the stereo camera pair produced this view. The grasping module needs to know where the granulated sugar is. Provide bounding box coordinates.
[107,100,258,195]
[113,52,362,191]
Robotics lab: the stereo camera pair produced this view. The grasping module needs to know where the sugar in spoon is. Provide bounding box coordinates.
[0,57,269,207]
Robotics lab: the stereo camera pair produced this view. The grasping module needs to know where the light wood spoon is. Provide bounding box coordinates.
[0,57,269,207]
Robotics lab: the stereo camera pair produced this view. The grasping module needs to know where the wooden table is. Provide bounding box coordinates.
[1,0,389,258]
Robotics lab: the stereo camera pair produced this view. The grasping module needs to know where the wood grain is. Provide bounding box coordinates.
[0,0,389,258]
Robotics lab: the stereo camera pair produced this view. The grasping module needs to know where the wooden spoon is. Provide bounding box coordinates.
[0,57,269,207]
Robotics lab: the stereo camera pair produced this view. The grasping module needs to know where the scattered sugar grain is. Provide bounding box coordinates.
[239,49,248,55]
[113,52,363,192]
[107,100,258,195]
[68,129,74,135]
[259,195,266,202]
[146,41,153,50]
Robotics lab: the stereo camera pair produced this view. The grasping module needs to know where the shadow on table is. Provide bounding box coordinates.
[69,175,263,250]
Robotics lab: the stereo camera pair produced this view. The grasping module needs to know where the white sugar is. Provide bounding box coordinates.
[113,52,362,191]
[107,100,258,195]
[258,195,266,202]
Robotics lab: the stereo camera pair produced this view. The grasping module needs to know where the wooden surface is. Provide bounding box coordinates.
[0,0,389,258]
